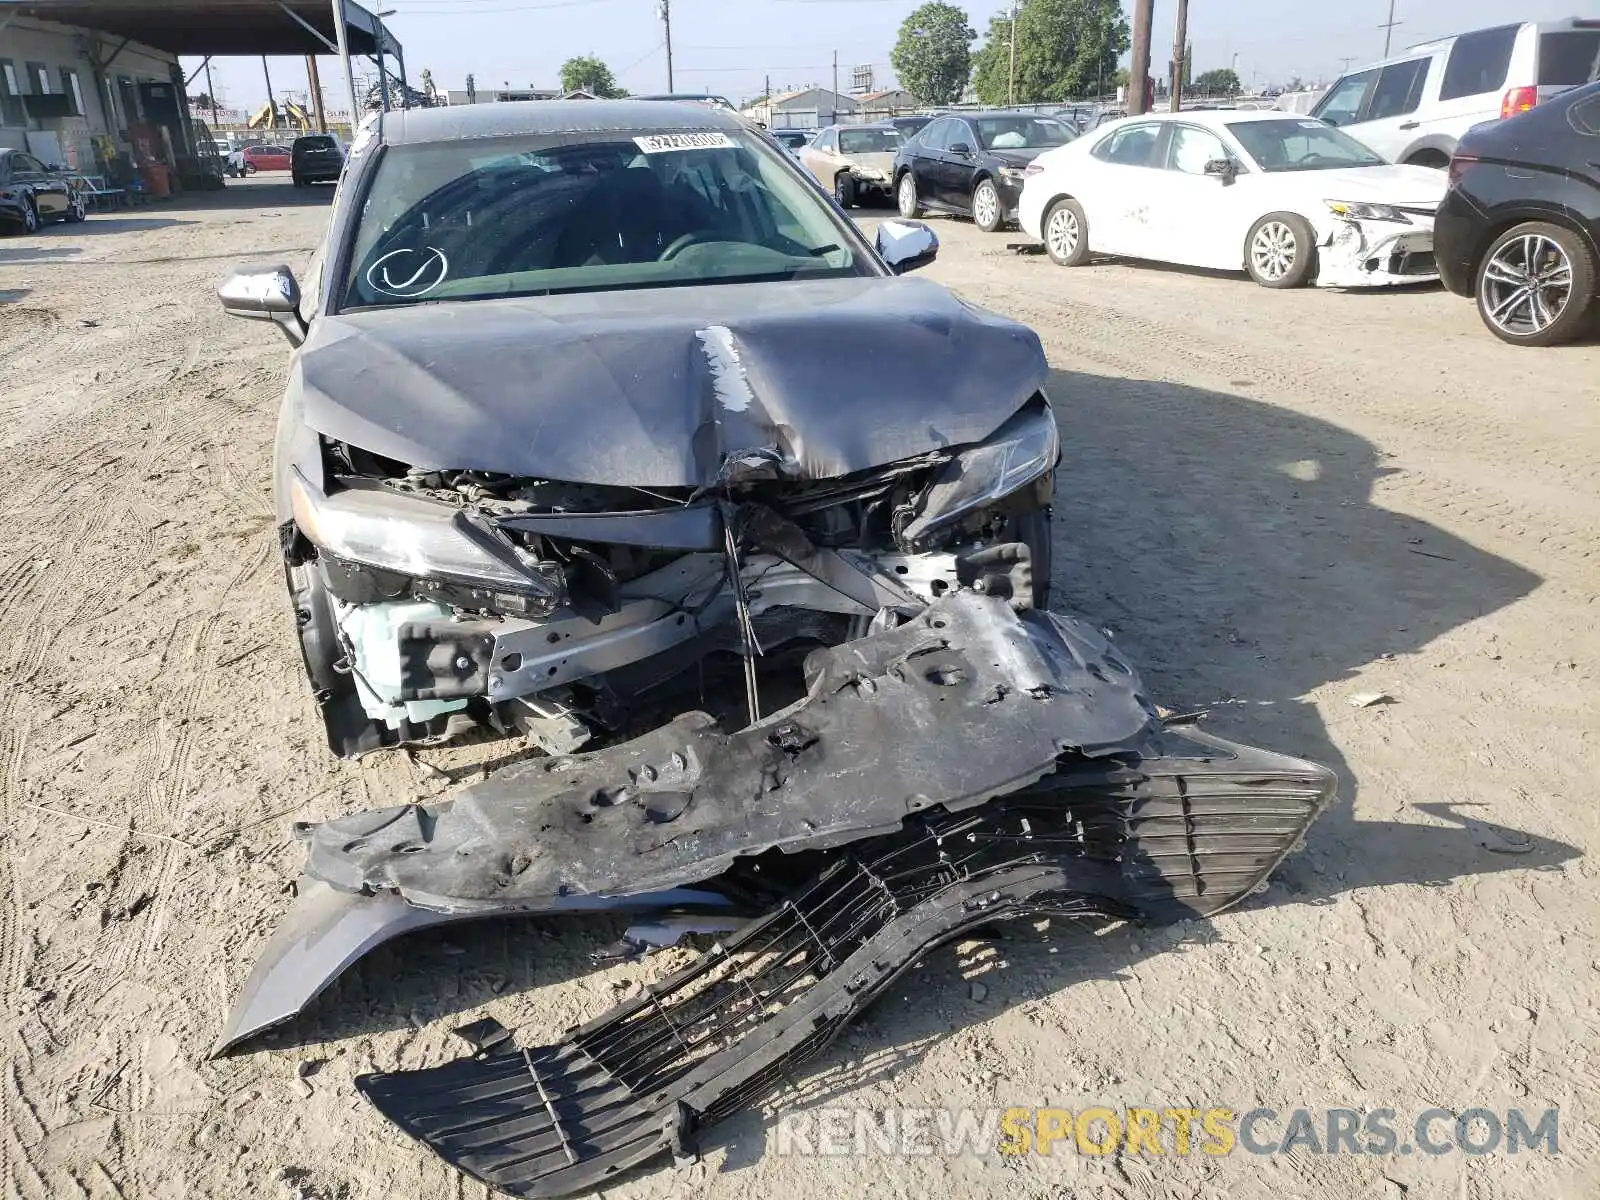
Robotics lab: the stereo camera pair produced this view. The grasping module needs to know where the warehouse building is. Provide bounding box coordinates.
[0,9,181,164]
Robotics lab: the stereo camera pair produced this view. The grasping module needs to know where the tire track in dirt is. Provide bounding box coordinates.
[0,252,286,1194]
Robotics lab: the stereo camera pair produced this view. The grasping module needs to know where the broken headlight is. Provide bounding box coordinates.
[899,401,1059,548]
[1325,200,1409,224]
[288,469,565,603]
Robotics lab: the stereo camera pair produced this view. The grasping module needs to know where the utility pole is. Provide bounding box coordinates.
[375,10,391,111]
[331,0,359,124]
[306,55,327,131]
[261,55,276,127]
[832,49,838,100]
[1168,0,1188,112]
[1128,0,1153,115]
[658,0,674,91]
[1008,0,1018,107]
[1380,0,1401,56]
[204,59,220,127]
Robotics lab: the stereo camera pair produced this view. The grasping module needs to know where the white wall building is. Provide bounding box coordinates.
[0,13,180,162]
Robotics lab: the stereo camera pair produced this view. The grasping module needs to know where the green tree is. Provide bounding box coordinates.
[890,2,976,106]
[971,0,1131,106]
[560,55,628,98]
[1194,68,1241,95]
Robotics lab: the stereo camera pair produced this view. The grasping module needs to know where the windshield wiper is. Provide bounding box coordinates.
[806,244,842,258]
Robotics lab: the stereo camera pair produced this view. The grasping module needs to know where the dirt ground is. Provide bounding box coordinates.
[1,178,1597,1200]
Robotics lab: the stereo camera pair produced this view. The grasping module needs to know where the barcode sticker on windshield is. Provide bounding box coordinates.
[634,132,736,153]
[1298,120,1325,129]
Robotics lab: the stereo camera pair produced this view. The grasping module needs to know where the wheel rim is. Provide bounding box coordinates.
[1480,232,1574,337]
[1047,206,1079,259]
[24,205,36,232]
[835,176,847,204]
[974,183,998,227]
[1251,221,1296,280]
[899,175,916,215]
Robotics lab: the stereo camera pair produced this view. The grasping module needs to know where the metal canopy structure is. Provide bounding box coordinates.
[3,0,399,59]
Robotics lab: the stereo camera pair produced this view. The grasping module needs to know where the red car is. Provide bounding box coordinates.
[242,144,292,173]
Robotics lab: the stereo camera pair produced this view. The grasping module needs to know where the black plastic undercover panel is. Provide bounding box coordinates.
[3,0,398,57]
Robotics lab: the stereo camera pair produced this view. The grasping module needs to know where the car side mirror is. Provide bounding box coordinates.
[1204,158,1237,183]
[875,219,939,274]
[218,265,308,348]
[948,141,973,156]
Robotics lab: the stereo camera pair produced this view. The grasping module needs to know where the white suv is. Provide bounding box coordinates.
[1312,19,1600,167]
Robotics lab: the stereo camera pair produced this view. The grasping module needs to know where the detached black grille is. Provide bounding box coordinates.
[356,725,1333,1199]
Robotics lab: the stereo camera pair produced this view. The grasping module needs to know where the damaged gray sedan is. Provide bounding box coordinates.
[218,100,1335,1199]
[222,100,1049,759]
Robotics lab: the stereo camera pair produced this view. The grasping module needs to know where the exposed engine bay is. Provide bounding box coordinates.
[286,397,1058,758]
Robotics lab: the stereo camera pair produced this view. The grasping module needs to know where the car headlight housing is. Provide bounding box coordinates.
[1325,200,1410,223]
[901,402,1060,547]
[288,469,564,603]
[999,166,1028,183]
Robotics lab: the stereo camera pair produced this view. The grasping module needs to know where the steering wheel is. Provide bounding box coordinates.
[1294,153,1329,166]
[658,230,721,261]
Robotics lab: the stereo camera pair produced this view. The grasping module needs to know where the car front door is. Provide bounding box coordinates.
[1078,121,1168,254]
[907,118,953,207]
[800,128,837,187]
[1347,55,1435,161]
[1144,122,1256,268]
[939,119,979,210]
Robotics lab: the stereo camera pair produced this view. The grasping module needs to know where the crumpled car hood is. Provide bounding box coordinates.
[291,276,1048,487]
[1291,163,1449,204]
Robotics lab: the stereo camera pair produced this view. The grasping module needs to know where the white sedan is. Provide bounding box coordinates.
[1017,110,1447,288]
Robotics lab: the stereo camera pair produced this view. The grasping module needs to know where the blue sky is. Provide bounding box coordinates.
[186,0,1587,115]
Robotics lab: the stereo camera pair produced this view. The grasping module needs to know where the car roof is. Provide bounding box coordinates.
[380,99,744,146]
[1096,109,1314,131]
[940,109,1067,120]
[825,122,896,132]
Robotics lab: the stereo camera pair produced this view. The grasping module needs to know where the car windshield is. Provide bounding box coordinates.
[974,116,1074,150]
[297,136,337,152]
[1226,119,1386,171]
[341,129,868,309]
[837,128,899,154]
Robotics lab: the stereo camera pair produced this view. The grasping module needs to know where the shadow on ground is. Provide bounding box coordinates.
[145,177,336,214]
[0,242,82,263]
[63,216,197,234]
[702,368,1570,1171]
[214,372,1576,1179]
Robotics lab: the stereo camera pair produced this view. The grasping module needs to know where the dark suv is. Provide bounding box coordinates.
[291,135,344,187]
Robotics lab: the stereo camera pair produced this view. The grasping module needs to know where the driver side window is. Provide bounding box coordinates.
[1315,69,1377,126]
[815,129,837,153]
[920,119,953,153]
[1166,125,1228,174]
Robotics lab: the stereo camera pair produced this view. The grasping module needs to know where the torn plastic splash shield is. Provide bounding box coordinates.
[210,881,739,1057]
[355,727,1334,1198]
[297,593,1161,911]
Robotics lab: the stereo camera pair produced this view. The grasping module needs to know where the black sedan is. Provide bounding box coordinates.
[1435,80,1600,347]
[893,111,1076,232]
[0,148,83,234]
